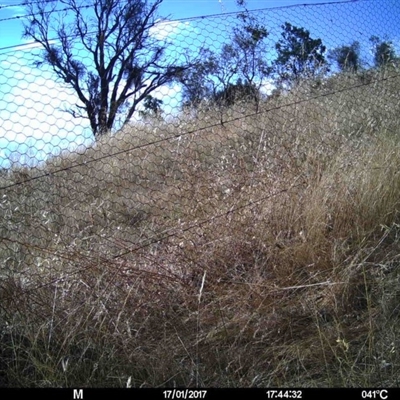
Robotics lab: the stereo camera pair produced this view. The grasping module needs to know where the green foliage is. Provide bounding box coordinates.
[138,95,163,119]
[212,78,259,107]
[328,41,362,73]
[370,36,397,67]
[229,12,271,84]
[274,22,327,85]
[180,11,270,109]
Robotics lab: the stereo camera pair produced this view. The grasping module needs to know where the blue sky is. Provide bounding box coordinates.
[0,0,399,169]
[0,0,350,47]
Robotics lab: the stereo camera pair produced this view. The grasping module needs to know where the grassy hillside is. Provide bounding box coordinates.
[1,65,400,387]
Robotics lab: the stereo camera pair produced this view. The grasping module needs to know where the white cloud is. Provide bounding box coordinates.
[16,39,58,51]
[0,52,92,168]
[3,3,26,17]
[150,19,190,41]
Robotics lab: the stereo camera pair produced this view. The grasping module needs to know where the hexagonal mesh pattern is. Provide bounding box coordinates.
[0,0,400,387]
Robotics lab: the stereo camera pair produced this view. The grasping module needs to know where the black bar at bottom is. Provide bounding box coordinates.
[0,388,398,400]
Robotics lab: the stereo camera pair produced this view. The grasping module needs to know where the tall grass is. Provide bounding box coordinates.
[1,65,400,387]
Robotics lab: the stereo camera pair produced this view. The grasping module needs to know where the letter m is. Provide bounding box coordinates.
[73,389,83,399]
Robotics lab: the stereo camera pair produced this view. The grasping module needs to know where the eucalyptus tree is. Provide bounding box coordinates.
[370,36,397,68]
[274,22,327,87]
[23,0,187,138]
[328,41,362,73]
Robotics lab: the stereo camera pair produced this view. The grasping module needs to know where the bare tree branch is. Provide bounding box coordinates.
[23,0,187,139]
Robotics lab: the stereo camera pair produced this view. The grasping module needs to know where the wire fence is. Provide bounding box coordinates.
[1,0,400,387]
[1,0,399,274]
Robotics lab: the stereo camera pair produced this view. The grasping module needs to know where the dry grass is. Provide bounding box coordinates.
[1,65,400,387]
